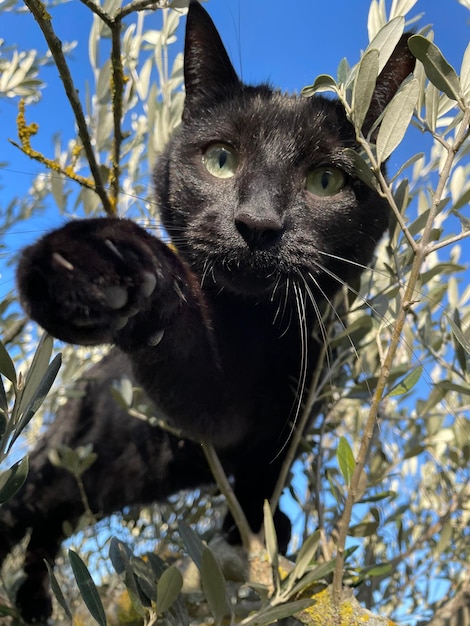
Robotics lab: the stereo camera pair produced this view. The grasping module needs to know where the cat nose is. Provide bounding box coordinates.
[235,210,284,249]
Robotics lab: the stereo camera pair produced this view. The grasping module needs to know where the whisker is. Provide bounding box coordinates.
[272,279,309,460]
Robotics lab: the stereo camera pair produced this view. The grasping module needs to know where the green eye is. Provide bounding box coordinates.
[203,144,238,179]
[306,167,345,197]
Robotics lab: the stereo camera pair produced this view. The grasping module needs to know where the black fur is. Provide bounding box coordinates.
[3,2,415,621]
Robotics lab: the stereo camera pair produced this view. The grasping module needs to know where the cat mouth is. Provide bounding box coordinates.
[199,252,284,296]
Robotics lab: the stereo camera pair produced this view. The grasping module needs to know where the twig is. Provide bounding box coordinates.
[429,228,470,254]
[201,442,254,552]
[22,0,114,215]
[109,22,125,208]
[117,0,167,21]
[79,0,113,26]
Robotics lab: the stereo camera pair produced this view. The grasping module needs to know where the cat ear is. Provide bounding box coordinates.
[183,1,242,122]
[362,33,416,138]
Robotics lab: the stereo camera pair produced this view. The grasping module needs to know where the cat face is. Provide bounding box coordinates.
[154,2,412,300]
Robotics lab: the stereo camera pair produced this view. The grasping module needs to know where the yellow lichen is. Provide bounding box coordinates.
[12,99,95,190]
[295,585,398,626]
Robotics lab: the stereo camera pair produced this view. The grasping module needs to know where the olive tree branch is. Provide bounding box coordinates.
[117,0,168,20]
[332,104,470,608]
[78,0,173,212]
[22,0,114,215]
[427,227,470,253]
[201,442,254,552]
[78,0,112,26]
[109,22,125,209]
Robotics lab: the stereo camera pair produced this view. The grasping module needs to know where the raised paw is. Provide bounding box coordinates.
[17,218,163,346]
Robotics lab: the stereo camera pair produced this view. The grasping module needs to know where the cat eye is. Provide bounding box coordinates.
[202,144,239,179]
[305,167,346,197]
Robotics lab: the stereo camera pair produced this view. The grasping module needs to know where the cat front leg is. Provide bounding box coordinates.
[17,217,214,352]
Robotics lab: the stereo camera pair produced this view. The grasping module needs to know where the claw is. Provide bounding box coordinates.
[52,252,74,271]
[147,329,164,346]
[104,239,124,260]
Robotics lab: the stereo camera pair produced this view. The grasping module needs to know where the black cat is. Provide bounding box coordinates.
[1,1,415,622]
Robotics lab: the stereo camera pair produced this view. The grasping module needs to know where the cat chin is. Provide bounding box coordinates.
[206,266,280,298]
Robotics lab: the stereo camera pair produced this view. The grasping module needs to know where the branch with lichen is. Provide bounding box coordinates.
[19,0,176,216]
[21,0,114,215]
[10,99,95,190]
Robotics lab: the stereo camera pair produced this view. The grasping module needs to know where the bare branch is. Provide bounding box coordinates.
[201,442,254,552]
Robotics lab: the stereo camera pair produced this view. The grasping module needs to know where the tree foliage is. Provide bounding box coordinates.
[0,0,469,624]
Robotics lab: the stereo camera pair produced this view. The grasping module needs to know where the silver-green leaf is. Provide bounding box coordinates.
[376,76,420,163]
[408,35,461,101]
[388,366,423,396]
[352,48,380,130]
[337,436,356,486]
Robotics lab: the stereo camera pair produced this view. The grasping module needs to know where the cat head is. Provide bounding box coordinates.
[155,1,415,300]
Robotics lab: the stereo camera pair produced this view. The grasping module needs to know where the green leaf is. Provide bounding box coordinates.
[376,76,420,163]
[263,500,279,576]
[0,339,16,385]
[453,188,470,214]
[390,152,424,182]
[337,436,355,486]
[45,561,73,622]
[388,366,423,396]
[460,41,470,97]
[0,375,8,415]
[0,410,6,440]
[69,550,107,626]
[343,148,378,190]
[425,81,440,132]
[367,16,405,74]
[49,444,97,477]
[17,333,54,415]
[109,538,133,576]
[292,530,321,583]
[0,456,28,503]
[408,35,461,101]
[451,309,468,374]
[177,520,204,571]
[352,48,380,130]
[348,520,379,537]
[9,354,62,450]
[130,556,157,602]
[201,547,231,625]
[301,74,337,97]
[358,490,395,504]
[241,598,315,626]
[286,559,338,598]
[337,57,351,85]
[156,565,183,614]
[448,312,470,355]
